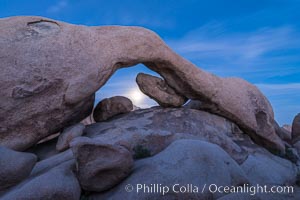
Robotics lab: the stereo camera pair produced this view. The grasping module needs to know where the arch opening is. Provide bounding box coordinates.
[95,64,160,109]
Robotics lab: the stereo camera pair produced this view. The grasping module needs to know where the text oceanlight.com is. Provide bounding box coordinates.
[124,183,294,196]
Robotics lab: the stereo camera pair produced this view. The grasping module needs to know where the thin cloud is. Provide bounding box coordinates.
[168,23,299,62]
[255,83,300,100]
[256,83,300,90]
[98,9,174,29]
[47,0,68,14]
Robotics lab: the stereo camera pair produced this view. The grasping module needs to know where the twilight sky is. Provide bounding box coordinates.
[1,0,299,125]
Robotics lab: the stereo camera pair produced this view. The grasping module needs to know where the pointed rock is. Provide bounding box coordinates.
[136,73,187,107]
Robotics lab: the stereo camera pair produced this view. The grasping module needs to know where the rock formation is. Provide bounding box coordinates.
[71,137,134,192]
[56,123,85,152]
[0,147,37,191]
[1,16,299,200]
[0,107,299,199]
[0,16,284,152]
[90,140,249,200]
[93,96,133,122]
[273,120,292,142]
[283,124,292,132]
[1,159,80,200]
[292,113,300,142]
[84,107,250,164]
[136,73,187,107]
[241,152,297,185]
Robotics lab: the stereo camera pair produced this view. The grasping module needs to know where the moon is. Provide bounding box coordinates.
[128,88,145,106]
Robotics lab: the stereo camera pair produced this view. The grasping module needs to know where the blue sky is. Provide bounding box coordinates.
[1,0,299,125]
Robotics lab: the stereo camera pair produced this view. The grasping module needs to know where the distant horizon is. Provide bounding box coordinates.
[1,0,299,125]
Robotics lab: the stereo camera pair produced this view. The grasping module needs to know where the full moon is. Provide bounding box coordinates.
[128,88,145,106]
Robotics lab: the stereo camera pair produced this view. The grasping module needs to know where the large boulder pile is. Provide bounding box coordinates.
[1,107,299,199]
[91,139,249,200]
[0,16,299,199]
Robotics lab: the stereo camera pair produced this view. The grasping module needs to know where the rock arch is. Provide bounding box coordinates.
[0,16,284,152]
